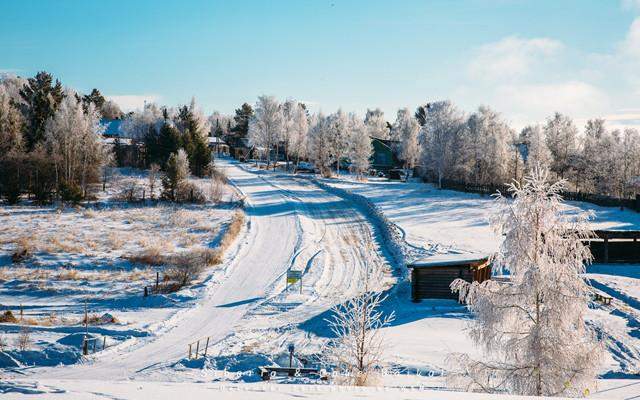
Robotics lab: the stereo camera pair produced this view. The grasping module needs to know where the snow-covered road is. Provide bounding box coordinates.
[26,159,389,381]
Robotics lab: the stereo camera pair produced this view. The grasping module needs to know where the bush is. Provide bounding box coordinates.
[59,181,83,203]
[165,251,205,287]
[12,237,33,263]
[0,310,17,323]
[175,181,207,203]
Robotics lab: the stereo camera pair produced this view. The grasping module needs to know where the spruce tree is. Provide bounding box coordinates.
[19,71,64,150]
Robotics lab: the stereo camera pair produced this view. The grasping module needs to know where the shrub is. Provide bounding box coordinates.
[126,246,164,266]
[59,181,83,203]
[175,181,206,203]
[16,326,31,351]
[12,237,33,263]
[0,310,17,323]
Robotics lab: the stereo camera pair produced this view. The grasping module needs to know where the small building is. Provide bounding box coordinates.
[586,230,640,263]
[408,254,491,301]
[370,137,401,173]
[208,136,229,156]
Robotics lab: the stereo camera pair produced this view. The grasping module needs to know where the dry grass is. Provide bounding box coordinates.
[220,210,245,251]
[12,236,33,263]
[0,310,17,323]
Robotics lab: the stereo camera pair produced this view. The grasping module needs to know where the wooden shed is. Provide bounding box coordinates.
[408,254,491,301]
[586,230,640,263]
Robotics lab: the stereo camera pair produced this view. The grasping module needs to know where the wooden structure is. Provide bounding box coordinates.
[258,366,327,381]
[586,230,640,263]
[208,136,229,155]
[408,254,491,301]
[370,137,401,173]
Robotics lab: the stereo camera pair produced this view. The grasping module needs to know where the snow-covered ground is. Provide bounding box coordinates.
[2,161,640,399]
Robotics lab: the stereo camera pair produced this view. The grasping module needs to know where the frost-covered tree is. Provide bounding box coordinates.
[519,125,551,172]
[100,100,123,120]
[308,113,335,177]
[392,108,420,172]
[120,102,164,140]
[420,101,467,187]
[248,95,284,169]
[618,128,640,197]
[346,113,372,180]
[328,109,350,175]
[466,106,512,185]
[364,108,390,140]
[45,92,111,196]
[325,257,394,386]
[449,168,603,397]
[544,112,578,182]
[282,100,308,169]
[0,85,24,153]
[209,111,235,137]
[175,98,211,177]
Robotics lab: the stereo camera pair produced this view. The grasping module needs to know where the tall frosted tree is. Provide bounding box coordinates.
[466,106,512,185]
[450,167,602,397]
[364,108,390,140]
[519,125,551,172]
[44,92,111,195]
[420,101,467,187]
[544,112,578,182]
[392,108,420,172]
[282,100,308,169]
[248,95,284,169]
[308,113,335,177]
[19,71,64,150]
[346,113,372,179]
[328,109,349,175]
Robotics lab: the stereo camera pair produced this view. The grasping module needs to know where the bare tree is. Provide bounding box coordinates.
[449,167,603,397]
[148,163,160,200]
[248,95,284,169]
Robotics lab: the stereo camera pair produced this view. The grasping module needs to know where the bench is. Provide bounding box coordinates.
[594,293,613,305]
[258,366,328,381]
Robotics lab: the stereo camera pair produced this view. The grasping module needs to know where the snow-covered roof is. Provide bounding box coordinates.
[208,137,226,145]
[101,137,132,145]
[408,253,490,268]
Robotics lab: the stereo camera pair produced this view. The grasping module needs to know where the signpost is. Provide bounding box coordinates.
[286,270,302,294]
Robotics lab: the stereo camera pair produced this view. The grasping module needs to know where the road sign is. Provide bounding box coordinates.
[286,270,303,293]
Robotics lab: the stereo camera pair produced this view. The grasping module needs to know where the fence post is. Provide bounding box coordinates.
[103,336,106,351]
[156,272,159,292]
[144,286,148,297]
[83,337,88,356]
[195,340,200,360]
[203,337,210,358]
[188,343,192,360]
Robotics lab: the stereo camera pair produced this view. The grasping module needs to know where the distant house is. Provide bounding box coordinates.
[370,137,401,172]
[226,136,253,161]
[208,136,229,156]
[100,119,141,167]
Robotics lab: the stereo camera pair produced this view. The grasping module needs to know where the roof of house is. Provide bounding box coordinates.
[208,137,227,145]
[408,253,490,269]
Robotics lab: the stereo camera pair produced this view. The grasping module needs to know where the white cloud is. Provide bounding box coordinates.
[106,94,161,111]
[468,36,563,82]
[621,17,640,58]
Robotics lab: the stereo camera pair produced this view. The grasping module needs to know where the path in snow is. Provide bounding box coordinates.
[24,159,389,381]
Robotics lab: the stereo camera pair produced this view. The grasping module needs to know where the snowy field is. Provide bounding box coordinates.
[319,174,640,387]
[1,160,639,399]
[0,170,239,370]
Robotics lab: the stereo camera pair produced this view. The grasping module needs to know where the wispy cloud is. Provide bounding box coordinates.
[106,94,161,111]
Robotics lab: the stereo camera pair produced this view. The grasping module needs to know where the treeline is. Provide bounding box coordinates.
[0,72,122,203]
[418,102,640,199]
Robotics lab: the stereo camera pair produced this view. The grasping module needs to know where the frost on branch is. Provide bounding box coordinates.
[324,259,395,386]
[448,167,603,397]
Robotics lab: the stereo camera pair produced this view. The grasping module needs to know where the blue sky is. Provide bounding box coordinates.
[1,0,639,129]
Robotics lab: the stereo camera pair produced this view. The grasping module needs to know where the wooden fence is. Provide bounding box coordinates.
[435,179,640,212]
[187,336,212,360]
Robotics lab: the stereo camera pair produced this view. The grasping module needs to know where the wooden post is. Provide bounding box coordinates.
[188,344,192,360]
[604,236,609,263]
[83,337,88,356]
[20,304,23,322]
[143,189,145,201]
[195,340,200,360]
[144,286,148,297]
[299,276,302,295]
[203,337,210,357]
[156,272,159,292]
[103,336,106,350]
[411,268,418,302]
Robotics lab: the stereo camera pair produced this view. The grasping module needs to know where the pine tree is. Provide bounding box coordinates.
[232,103,254,137]
[162,149,189,201]
[19,71,64,150]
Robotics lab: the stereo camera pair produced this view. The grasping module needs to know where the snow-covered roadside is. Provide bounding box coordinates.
[315,175,640,382]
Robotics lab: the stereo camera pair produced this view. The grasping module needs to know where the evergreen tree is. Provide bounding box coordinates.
[157,123,182,167]
[82,88,106,112]
[19,71,64,150]
[162,149,189,201]
[232,103,254,137]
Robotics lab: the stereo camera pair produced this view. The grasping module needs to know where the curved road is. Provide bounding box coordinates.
[32,159,388,381]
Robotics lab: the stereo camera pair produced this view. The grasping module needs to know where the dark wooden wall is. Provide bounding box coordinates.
[411,266,474,301]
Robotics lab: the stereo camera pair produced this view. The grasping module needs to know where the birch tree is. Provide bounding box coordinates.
[466,106,512,185]
[248,95,284,169]
[519,125,551,172]
[328,109,349,175]
[364,108,390,140]
[449,167,603,397]
[346,113,372,180]
[544,112,578,182]
[282,100,308,170]
[392,108,420,173]
[421,101,466,187]
[44,92,111,196]
[308,113,335,177]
